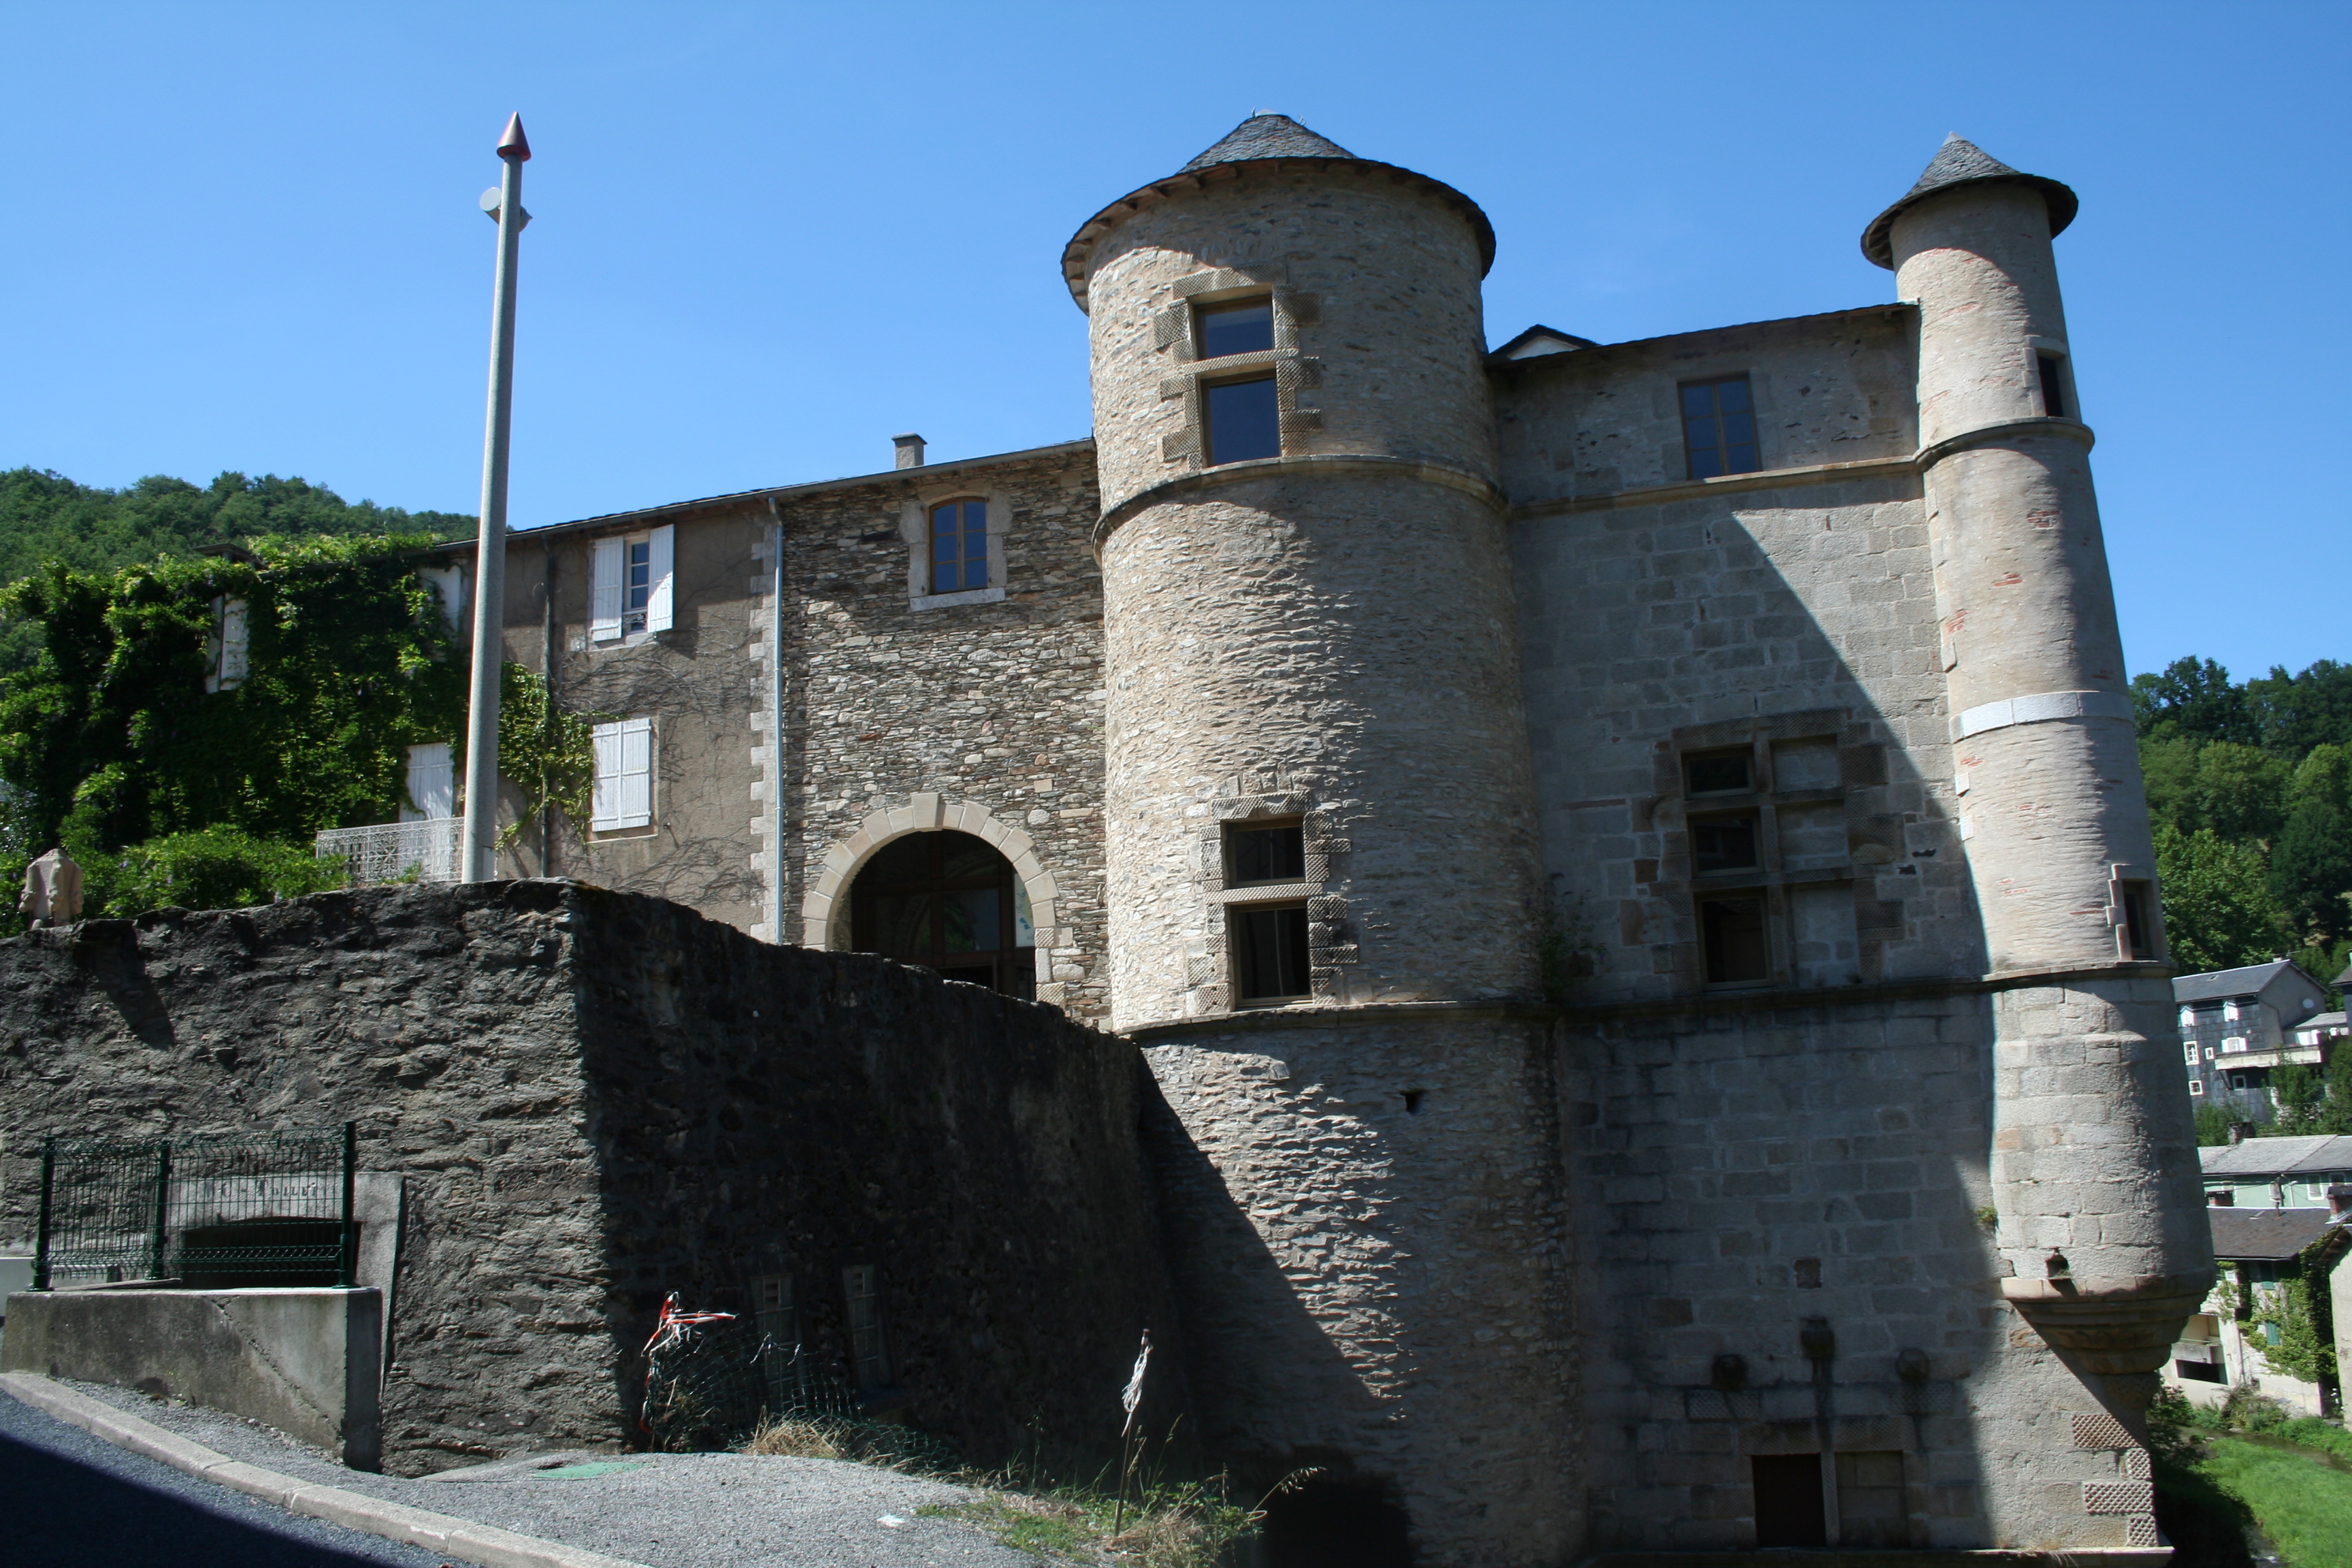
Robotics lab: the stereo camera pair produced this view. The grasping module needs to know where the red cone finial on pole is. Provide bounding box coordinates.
[497,113,531,162]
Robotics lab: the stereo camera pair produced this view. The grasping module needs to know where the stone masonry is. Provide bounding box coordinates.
[0,883,1175,1477]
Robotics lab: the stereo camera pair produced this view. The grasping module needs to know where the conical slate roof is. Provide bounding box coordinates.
[1861,133,2079,267]
[1061,115,1494,309]
[1179,114,1356,170]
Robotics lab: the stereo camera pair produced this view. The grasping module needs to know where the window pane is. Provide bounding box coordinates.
[1681,384,1715,417]
[932,563,956,592]
[962,560,987,590]
[1685,417,1716,447]
[1197,299,1275,359]
[1721,411,1755,444]
[943,887,999,953]
[1685,752,1751,794]
[1688,449,1723,480]
[962,501,987,531]
[1204,376,1281,465]
[1701,896,1770,983]
[1229,823,1306,883]
[1715,379,1751,412]
[932,504,957,534]
[1693,815,1759,875]
[933,536,958,562]
[1726,444,1759,473]
[1236,904,1311,1000]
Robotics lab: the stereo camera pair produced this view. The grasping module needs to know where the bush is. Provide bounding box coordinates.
[103,827,346,916]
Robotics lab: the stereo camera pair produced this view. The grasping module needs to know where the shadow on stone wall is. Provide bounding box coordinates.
[0,881,1181,1479]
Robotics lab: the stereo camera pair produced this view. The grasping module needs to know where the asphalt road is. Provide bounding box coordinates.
[0,1386,456,1567]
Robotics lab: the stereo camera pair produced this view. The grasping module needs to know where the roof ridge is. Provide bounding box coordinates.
[1179,114,1356,172]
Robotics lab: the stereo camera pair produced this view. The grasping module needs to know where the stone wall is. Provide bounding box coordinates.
[0,882,1175,1477]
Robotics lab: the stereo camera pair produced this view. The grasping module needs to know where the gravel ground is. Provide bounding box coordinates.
[0,1384,451,1567]
[35,1379,1041,1568]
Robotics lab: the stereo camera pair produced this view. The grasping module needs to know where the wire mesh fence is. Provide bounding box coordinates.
[33,1123,355,1290]
[639,1293,958,1469]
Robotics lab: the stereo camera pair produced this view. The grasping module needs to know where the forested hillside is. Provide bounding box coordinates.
[0,467,472,672]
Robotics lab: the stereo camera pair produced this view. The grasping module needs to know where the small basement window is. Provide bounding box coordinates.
[1195,297,1274,359]
[1203,374,1281,466]
[1700,894,1770,985]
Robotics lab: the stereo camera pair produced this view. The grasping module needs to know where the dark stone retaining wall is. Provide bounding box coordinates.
[0,880,1177,1475]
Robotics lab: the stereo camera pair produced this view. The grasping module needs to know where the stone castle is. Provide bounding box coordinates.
[423,118,2210,1563]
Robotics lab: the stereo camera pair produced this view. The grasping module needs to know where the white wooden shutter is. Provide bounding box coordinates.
[591,721,623,829]
[590,538,624,641]
[590,718,653,830]
[404,742,455,821]
[617,717,653,826]
[645,525,675,632]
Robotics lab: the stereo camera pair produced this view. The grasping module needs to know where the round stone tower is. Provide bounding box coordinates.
[1865,137,2211,1397]
[1064,116,1571,1563]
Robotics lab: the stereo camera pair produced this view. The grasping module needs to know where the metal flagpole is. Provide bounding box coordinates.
[461,112,531,882]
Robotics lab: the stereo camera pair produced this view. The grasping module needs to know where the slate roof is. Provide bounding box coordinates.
[1180,114,1355,170]
[1062,114,1495,308]
[1860,134,2079,269]
[2201,1134,2352,1180]
[2209,1205,2343,1262]
[2176,959,2319,1005]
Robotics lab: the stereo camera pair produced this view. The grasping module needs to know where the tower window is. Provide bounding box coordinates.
[1684,749,1753,796]
[1680,376,1759,479]
[930,499,988,593]
[1699,894,1770,985]
[1203,375,1281,466]
[1692,815,1760,876]
[1232,904,1311,1003]
[2037,353,2068,419]
[1227,820,1305,885]
[2119,880,2156,960]
[1195,297,1274,359]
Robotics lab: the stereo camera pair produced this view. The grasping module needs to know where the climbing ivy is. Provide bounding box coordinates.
[0,534,466,886]
[479,660,611,851]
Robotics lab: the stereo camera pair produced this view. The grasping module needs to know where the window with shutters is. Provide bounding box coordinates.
[590,717,655,832]
[589,525,674,643]
[402,742,455,821]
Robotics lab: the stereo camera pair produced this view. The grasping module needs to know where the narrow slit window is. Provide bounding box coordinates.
[1233,904,1311,1002]
[2037,353,2068,419]
[2120,881,2155,960]
[1227,821,1305,885]
[929,500,988,593]
[1203,375,1281,466]
[1195,297,1274,359]
[1700,894,1770,985]
[1680,376,1760,479]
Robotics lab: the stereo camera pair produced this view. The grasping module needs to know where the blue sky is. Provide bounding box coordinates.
[1,2,2343,681]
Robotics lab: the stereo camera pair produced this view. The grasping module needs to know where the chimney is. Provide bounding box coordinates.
[2229,1122,2249,1145]
[2330,1184,2352,1218]
[894,433,926,470]
[2208,1190,2234,1206]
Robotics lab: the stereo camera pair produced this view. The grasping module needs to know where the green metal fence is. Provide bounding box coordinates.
[33,1124,356,1290]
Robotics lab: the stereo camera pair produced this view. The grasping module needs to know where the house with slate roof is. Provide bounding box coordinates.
[2177,958,2333,1121]
[2166,1200,2352,1417]
[2201,1134,2352,1209]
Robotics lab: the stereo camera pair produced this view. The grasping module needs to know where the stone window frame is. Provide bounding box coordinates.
[2106,862,2165,964]
[1151,263,1324,469]
[802,792,1072,1003]
[900,487,1009,611]
[1647,710,1902,992]
[1180,766,1356,1015]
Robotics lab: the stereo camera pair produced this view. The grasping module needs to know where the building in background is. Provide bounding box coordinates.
[2178,960,2333,1122]
[2165,1200,2350,1418]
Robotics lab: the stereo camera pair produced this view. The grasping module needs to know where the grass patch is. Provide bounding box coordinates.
[2200,1437,2352,1568]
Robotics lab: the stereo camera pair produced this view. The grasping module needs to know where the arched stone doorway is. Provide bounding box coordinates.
[846,829,1035,998]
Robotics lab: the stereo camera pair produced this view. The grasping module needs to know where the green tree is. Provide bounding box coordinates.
[2156,825,2291,973]
[2250,660,2352,756]
[2140,732,2204,838]
[2193,742,2292,843]
[2134,656,2257,745]
[0,536,465,892]
[2273,799,2352,941]
[0,469,470,675]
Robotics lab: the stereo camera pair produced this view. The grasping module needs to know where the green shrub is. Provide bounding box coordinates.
[103,827,346,916]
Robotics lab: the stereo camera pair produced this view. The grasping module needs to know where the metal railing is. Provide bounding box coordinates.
[33,1124,356,1290]
[314,818,463,885]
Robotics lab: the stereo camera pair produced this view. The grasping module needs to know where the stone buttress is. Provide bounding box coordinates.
[1869,138,2212,1409]
[1065,116,1575,1565]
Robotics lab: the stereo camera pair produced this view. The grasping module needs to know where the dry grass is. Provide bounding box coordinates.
[740,1415,846,1460]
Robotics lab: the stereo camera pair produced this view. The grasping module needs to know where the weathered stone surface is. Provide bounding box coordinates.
[0,883,1175,1477]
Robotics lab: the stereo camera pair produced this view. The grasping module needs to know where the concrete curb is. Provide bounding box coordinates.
[0,1372,652,1568]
